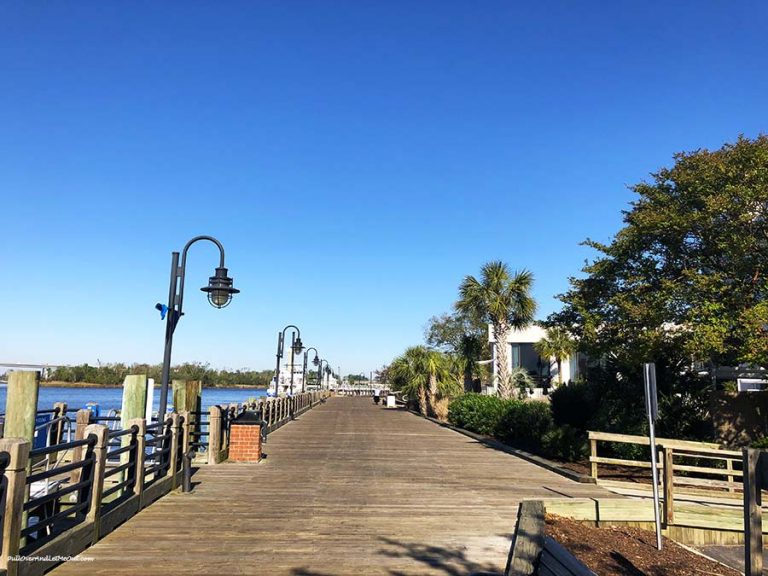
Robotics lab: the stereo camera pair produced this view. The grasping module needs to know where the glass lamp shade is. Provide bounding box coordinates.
[312,355,319,366]
[201,266,240,309]
[292,336,304,355]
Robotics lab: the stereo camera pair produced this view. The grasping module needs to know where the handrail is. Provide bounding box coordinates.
[588,429,745,528]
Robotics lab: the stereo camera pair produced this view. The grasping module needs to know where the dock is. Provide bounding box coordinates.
[49,396,608,575]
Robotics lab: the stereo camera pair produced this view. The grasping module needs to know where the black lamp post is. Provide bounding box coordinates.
[302,347,320,393]
[155,235,239,420]
[318,359,331,391]
[274,325,303,396]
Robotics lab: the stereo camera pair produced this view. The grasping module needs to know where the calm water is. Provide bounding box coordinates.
[0,384,267,414]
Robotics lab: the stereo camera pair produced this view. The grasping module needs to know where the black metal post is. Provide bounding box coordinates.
[302,347,319,393]
[182,449,194,492]
[157,236,236,422]
[289,332,296,396]
[273,331,284,396]
[272,324,301,397]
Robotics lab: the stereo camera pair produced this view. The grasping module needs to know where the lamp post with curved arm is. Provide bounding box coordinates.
[274,325,304,396]
[317,359,331,391]
[155,235,239,420]
[302,347,319,393]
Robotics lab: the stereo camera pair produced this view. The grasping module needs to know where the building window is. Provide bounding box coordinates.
[511,344,521,368]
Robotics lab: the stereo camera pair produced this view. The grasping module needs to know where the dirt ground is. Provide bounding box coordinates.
[545,515,741,576]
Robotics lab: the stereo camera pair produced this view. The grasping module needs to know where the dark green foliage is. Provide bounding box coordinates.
[750,437,768,449]
[549,381,592,430]
[495,400,553,451]
[447,393,507,435]
[46,362,274,387]
[541,424,588,461]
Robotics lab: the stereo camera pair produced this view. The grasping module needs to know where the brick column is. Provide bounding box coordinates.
[228,423,262,463]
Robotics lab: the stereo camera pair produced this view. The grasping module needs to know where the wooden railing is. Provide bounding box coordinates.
[588,431,745,528]
[0,391,331,575]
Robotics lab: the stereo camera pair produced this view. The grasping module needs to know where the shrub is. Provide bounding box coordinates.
[448,393,506,435]
[542,425,588,461]
[495,400,553,451]
[434,398,451,422]
[549,381,592,430]
[751,437,768,449]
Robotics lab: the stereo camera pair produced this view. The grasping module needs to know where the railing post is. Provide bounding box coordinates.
[169,413,181,488]
[130,418,146,503]
[662,446,674,526]
[0,438,30,576]
[744,448,764,576]
[84,424,109,544]
[208,406,222,465]
[48,401,68,467]
[52,401,68,443]
[71,408,92,484]
[726,456,735,493]
[590,437,598,480]
[180,410,191,456]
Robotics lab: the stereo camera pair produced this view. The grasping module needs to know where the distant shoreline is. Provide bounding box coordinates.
[40,381,269,390]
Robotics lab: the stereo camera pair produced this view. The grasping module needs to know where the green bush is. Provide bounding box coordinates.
[495,400,553,451]
[751,437,768,449]
[447,393,506,435]
[549,381,592,430]
[542,424,588,461]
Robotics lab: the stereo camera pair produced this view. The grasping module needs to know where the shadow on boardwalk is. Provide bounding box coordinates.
[377,536,504,576]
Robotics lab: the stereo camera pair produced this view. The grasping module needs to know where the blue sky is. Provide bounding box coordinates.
[1,1,766,375]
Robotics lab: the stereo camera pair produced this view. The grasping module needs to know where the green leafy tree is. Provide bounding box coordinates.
[425,312,487,392]
[553,135,768,370]
[456,261,536,399]
[534,326,577,385]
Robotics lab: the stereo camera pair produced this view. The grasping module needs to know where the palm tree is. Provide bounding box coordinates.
[389,346,430,415]
[456,262,536,399]
[389,346,453,416]
[534,326,577,386]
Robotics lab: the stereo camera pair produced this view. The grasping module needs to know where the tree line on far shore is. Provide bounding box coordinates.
[42,362,274,388]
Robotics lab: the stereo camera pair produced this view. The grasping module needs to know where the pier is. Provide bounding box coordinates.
[47,396,607,576]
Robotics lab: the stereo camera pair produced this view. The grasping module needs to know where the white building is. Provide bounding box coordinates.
[487,324,584,395]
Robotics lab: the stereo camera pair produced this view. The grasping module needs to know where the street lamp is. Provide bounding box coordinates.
[274,325,304,396]
[318,359,331,391]
[302,347,320,393]
[155,235,239,420]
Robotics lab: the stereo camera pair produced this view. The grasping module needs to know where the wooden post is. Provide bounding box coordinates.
[52,401,68,443]
[84,424,109,544]
[173,380,201,446]
[48,401,68,466]
[662,446,674,526]
[726,456,735,493]
[590,438,598,480]
[179,410,191,456]
[744,448,763,576]
[120,375,148,428]
[169,413,181,488]
[130,418,146,501]
[208,406,222,465]
[0,438,30,576]
[4,371,40,442]
[71,408,92,484]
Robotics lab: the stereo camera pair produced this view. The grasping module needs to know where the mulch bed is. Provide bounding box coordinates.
[545,515,741,576]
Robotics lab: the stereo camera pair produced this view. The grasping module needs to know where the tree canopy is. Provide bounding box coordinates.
[552,134,768,369]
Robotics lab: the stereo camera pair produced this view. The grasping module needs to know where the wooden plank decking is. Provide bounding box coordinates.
[51,397,610,575]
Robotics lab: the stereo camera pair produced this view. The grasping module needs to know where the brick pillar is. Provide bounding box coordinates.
[228,423,262,463]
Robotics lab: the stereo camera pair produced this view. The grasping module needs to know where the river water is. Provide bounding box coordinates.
[0,384,267,414]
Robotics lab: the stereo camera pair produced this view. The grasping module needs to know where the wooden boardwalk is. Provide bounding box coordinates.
[51,397,610,576]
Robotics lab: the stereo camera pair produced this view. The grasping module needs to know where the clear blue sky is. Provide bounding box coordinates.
[1,1,766,375]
